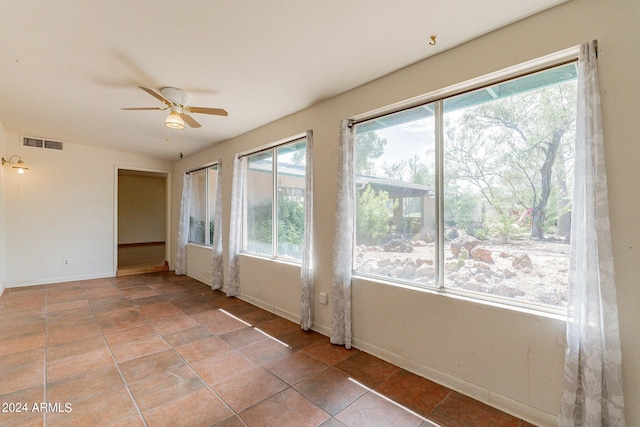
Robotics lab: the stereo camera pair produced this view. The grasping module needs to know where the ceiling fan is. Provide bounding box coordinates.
[122,86,228,129]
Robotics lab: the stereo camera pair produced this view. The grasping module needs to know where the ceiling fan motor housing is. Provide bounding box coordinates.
[161,87,191,107]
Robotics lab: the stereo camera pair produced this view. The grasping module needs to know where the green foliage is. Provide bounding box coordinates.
[277,195,304,257]
[446,192,477,234]
[485,212,530,242]
[247,204,272,247]
[247,195,305,258]
[356,185,395,246]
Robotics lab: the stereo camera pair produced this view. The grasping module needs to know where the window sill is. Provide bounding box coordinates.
[239,252,302,268]
[186,242,212,249]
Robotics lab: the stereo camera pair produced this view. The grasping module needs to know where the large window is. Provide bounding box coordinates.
[244,138,307,260]
[188,164,218,245]
[354,62,578,310]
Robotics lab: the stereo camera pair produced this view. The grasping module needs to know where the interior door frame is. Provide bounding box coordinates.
[113,165,172,274]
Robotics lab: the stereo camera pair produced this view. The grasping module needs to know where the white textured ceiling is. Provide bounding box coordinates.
[0,0,566,161]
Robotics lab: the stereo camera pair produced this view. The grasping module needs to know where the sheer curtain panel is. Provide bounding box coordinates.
[176,172,191,275]
[211,160,224,290]
[559,41,627,427]
[300,130,315,330]
[226,155,245,297]
[330,120,355,348]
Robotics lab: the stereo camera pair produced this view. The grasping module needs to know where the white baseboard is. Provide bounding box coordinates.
[238,293,301,325]
[186,272,211,288]
[5,271,116,288]
[226,292,557,427]
[350,337,558,427]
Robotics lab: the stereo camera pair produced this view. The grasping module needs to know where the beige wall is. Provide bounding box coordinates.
[0,120,6,297]
[118,172,167,244]
[2,132,172,286]
[173,0,640,424]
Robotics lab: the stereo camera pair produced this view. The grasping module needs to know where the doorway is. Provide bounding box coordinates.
[116,169,170,276]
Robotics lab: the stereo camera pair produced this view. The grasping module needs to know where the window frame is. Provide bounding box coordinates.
[350,47,580,315]
[187,163,219,247]
[240,135,308,263]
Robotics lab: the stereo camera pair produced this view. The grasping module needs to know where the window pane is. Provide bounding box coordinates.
[208,165,218,245]
[354,104,437,285]
[276,141,306,260]
[189,169,206,245]
[443,64,577,307]
[246,151,273,256]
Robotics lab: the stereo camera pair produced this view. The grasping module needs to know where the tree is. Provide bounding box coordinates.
[355,131,387,175]
[445,80,577,240]
[356,185,394,245]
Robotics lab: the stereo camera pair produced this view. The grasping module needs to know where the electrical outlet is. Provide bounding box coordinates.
[63,259,69,266]
[319,292,328,305]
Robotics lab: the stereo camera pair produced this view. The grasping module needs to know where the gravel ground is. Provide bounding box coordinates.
[355,239,570,308]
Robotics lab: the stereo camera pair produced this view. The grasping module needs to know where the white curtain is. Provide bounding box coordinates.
[300,130,315,330]
[226,154,245,297]
[559,41,627,427]
[175,172,191,275]
[330,119,355,348]
[211,160,224,290]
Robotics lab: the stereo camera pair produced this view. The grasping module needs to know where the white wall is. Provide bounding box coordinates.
[0,120,6,298]
[3,132,172,287]
[118,173,166,244]
[174,0,639,424]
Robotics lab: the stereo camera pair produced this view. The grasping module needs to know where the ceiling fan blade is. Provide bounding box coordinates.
[121,107,166,111]
[181,114,201,128]
[186,106,228,116]
[138,86,172,106]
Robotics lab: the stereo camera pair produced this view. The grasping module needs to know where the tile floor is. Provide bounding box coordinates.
[0,272,537,427]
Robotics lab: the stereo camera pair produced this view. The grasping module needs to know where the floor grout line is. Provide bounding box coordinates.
[3,273,533,427]
[88,285,149,427]
[136,303,246,426]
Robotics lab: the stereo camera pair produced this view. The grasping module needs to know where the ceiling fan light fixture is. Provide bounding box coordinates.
[165,111,184,129]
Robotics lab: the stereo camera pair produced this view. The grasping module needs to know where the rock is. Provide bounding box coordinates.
[415,264,436,277]
[412,240,427,247]
[538,289,562,305]
[446,228,459,239]
[475,273,487,282]
[471,246,494,263]
[402,259,417,277]
[389,266,404,278]
[416,258,433,266]
[383,239,414,253]
[377,258,394,267]
[445,259,465,271]
[501,269,515,278]
[473,262,491,271]
[512,253,533,270]
[450,242,462,257]
[450,236,480,257]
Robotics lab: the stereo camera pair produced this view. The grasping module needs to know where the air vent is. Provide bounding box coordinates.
[22,136,64,150]
[44,140,63,150]
[23,137,44,148]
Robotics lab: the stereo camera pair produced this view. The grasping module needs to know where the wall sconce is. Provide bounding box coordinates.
[2,155,29,173]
